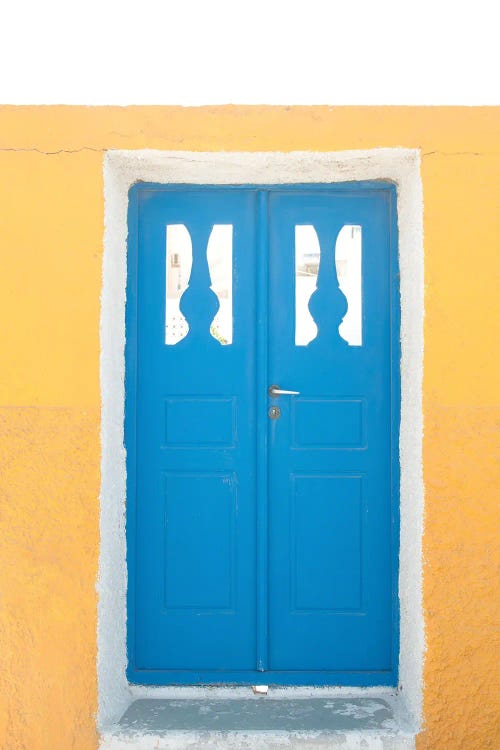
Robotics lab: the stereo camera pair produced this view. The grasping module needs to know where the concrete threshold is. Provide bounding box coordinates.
[99,691,416,749]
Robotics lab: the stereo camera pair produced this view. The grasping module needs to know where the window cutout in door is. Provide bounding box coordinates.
[295,225,320,346]
[295,224,362,346]
[207,224,233,345]
[165,225,192,345]
[337,225,362,346]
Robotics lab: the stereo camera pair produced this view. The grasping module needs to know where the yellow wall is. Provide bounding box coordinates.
[0,106,498,749]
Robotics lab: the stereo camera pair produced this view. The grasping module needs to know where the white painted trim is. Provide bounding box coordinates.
[99,149,424,734]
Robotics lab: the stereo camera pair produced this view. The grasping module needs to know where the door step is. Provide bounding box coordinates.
[100,694,416,749]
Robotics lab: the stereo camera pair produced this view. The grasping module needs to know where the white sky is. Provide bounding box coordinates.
[0,0,498,105]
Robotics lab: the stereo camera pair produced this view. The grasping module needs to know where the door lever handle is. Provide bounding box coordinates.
[268,384,300,397]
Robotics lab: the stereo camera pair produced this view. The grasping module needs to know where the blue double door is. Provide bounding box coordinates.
[126,184,399,685]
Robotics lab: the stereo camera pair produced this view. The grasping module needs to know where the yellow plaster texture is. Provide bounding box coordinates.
[0,107,498,750]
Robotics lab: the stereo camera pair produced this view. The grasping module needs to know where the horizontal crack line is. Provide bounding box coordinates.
[0,146,105,155]
[0,147,496,158]
[422,150,492,157]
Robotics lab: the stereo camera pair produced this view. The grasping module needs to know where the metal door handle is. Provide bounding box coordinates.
[268,384,300,397]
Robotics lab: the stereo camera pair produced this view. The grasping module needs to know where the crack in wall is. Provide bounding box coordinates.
[0,147,495,157]
[0,146,105,155]
[422,150,485,157]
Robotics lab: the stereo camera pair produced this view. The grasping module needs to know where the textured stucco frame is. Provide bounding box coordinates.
[99,149,424,732]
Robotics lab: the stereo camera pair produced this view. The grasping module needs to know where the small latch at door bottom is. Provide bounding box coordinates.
[252,685,269,695]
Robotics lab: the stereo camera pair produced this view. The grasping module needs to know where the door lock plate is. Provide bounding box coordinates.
[268,405,281,420]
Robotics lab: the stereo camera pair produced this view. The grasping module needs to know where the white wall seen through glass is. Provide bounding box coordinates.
[295,224,362,346]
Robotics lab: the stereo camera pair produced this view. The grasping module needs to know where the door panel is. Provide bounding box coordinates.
[128,188,258,674]
[126,184,399,684]
[268,191,394,671]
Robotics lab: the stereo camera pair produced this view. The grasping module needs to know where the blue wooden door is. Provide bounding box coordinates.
[267,190,398,677]
[126,184,399,686]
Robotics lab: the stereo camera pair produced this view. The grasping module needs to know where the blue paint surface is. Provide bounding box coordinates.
[126,183,399,685]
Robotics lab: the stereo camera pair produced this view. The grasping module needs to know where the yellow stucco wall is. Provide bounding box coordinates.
[0,106,498,750]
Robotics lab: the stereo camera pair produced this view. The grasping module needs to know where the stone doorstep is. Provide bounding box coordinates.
[99,694,416,749]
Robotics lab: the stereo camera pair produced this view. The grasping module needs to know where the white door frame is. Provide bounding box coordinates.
[98,149,424,733]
